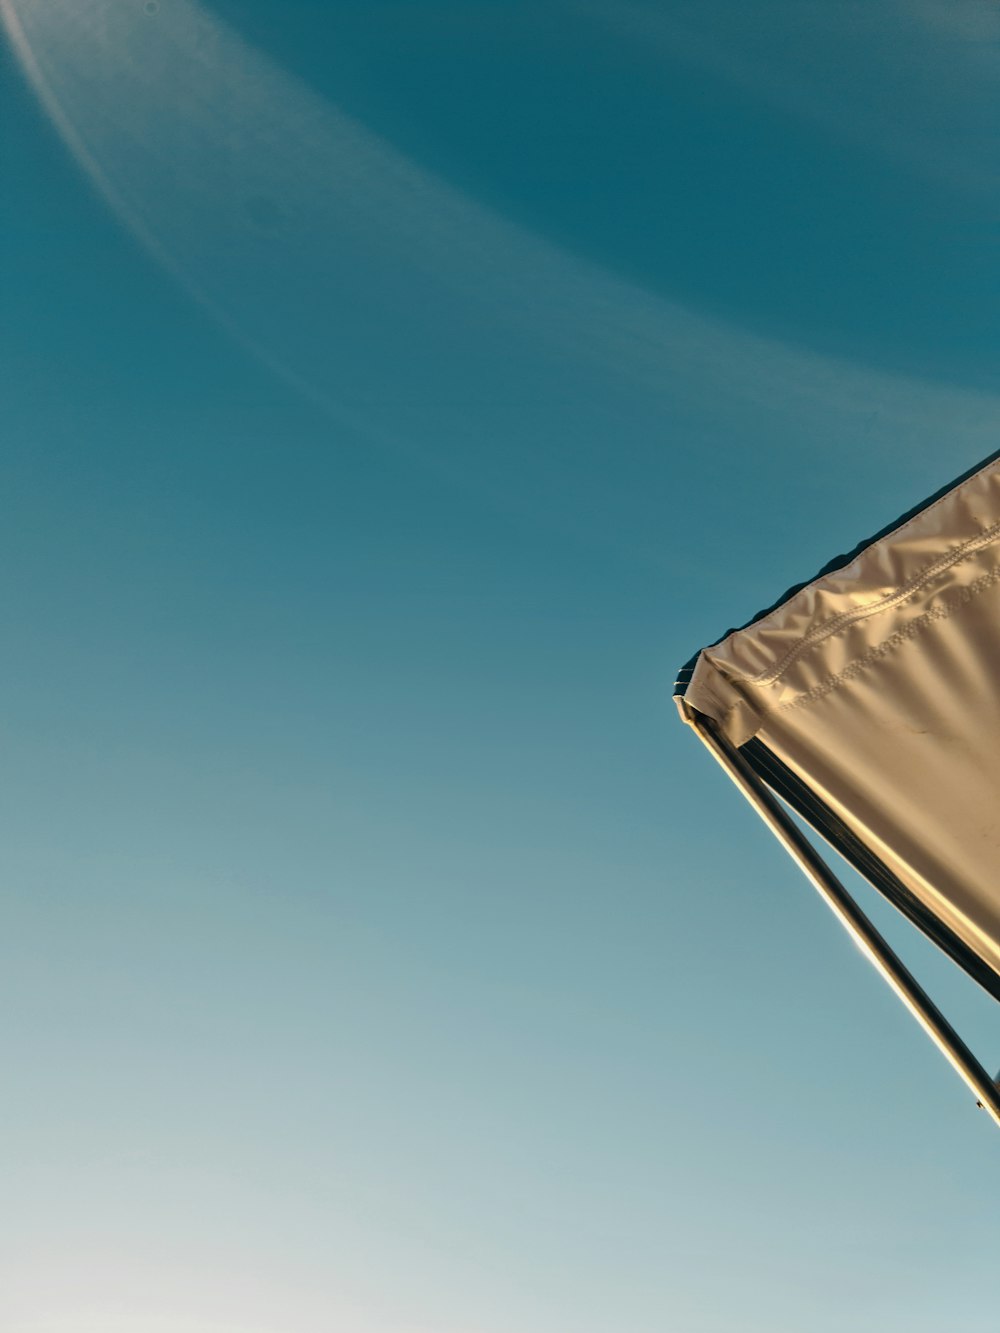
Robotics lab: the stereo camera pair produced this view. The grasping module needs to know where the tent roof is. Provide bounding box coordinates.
[677,449,1000,1000]
[675,445,1000,697]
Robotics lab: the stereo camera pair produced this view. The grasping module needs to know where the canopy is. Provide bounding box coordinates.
[676,447,1000,1122]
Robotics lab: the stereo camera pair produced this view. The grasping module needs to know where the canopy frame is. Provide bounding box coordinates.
[684,704,1000,1127]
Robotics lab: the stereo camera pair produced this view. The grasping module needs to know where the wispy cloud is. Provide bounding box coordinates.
[580,0,1000,198]
[4,0,999,521]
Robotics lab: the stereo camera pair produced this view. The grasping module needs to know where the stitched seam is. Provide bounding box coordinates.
[715,461,1000,684]
[777,561,1000,713]
[738,512,1000,687]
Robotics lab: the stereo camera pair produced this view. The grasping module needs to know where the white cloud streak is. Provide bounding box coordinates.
[3,0,999,536]
[580,0,1000,197]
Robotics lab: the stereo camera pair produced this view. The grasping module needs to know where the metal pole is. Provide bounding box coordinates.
[689,709,1000,1128]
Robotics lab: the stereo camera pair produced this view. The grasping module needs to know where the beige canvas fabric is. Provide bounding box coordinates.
[683,457,1000,981]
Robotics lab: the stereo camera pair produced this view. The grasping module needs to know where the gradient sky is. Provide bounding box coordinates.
[2,3,1000,1331]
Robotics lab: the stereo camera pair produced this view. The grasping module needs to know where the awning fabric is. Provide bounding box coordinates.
[676,449,1000,991]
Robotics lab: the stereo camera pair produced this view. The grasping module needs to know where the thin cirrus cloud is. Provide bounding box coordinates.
[580,0,1000,198]
[4,0,1000,522]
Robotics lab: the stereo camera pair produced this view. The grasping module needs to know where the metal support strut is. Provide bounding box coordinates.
[689,709,1000,1129]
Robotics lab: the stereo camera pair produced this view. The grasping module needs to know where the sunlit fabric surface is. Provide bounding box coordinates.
[685,458,1000,980]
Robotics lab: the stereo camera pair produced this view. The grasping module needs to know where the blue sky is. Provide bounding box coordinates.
[2,2,999,1330]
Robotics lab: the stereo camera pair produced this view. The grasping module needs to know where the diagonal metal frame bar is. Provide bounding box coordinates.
[688,709,1000,1128]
